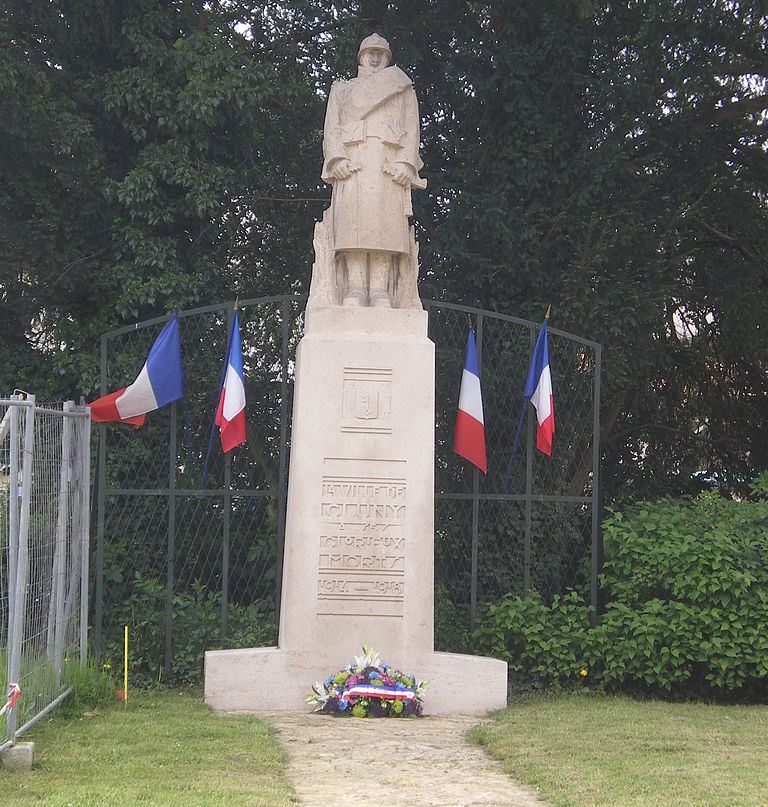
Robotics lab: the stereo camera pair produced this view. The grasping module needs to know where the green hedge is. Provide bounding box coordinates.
[477,476,768,699]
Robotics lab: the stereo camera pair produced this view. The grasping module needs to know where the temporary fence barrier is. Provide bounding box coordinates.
[0,396,91,749]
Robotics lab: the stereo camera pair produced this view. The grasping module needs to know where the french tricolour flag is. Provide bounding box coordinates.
[525,319,555,455]
[214,311,246,453]
[89,314,183,426]
[453,330,487,473]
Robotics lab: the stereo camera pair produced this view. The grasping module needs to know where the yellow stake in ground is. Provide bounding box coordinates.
[124,625,128,704]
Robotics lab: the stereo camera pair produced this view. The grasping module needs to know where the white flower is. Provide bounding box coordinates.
[353,644,382,671]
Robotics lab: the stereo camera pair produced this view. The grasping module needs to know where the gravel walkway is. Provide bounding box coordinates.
[263,711,550,807]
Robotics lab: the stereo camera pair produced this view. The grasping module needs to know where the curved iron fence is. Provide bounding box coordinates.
[94,295,601,680]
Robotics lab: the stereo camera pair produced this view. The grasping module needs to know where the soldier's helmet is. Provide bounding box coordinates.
[358,33,392,63]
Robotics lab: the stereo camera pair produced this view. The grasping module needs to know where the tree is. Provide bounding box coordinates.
[2,0,766,496]
[0,0,321,396]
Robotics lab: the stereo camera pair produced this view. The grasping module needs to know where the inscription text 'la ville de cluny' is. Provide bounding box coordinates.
[318,476,406,617]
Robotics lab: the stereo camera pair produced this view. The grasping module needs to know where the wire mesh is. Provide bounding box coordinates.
[428,303,600,647]
[1,399,89,743]
[96,296,600,679]
[97,298,304,683]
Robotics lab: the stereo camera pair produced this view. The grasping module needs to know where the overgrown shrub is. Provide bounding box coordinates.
[102,576,276,686]
[477,476,768,699]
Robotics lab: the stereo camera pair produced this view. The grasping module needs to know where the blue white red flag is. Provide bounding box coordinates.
[504,315,556,491]
[525,319,555,455]
[453,330,487,473]
[214,311,246,453]
[89,314,184,425]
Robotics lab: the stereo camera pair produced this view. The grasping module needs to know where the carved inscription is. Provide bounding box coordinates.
[341,367,392,434]
[318,474,405,617]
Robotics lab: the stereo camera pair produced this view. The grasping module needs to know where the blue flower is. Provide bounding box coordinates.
[337,699,349,711]
[325,676,334,686]
[368,671,381,680]
[382,663,391,671]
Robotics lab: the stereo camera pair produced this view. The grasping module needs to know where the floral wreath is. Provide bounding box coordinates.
[306,645,427,718]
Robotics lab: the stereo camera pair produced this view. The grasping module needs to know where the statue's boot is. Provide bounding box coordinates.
[369,254,392,308]
[343,288,367,306]
[342,254,368,306]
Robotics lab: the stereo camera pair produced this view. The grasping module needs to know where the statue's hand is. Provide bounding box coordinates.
[384,162,416,187]
[330,158,357,181]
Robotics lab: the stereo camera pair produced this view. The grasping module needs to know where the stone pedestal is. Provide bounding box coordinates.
[205,306,507,715]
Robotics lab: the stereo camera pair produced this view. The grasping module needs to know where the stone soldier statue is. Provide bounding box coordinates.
[318,33,426,309]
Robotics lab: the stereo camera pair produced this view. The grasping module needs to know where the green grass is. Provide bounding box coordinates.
[472,692,768,807]
[0,690,296,806]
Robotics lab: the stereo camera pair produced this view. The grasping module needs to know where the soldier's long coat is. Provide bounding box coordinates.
[322,66,423,256]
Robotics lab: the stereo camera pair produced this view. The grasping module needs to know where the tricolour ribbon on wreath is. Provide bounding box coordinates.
[341,684,416,702]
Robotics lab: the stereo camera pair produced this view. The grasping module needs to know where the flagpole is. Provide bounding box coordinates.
[199,301,238,487]
[503,403,528,492]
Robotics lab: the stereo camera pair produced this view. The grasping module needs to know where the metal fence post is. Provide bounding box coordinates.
[59,407,86,677]
[49,402,74,686]
[221,452,231,646]
[470,314,483,630]
[164,402,178,680]
[94,332,108,659]
[523,327,535,597]
[7,395,35,743]
[80,411,92,665]
[591,343,603,623]
[221,305,234,646]
[6,399,20,663]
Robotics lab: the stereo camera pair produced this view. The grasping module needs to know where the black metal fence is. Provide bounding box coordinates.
[93,296,600,680]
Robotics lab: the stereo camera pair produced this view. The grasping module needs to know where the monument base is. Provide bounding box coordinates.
[204,306,508,718]
[204,646,507,716]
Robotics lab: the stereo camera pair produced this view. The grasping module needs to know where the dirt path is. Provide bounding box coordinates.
[263,711,550,807]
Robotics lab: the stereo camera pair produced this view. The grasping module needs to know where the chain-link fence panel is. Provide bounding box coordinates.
[426,301,601,650]
[95,298,302,684]
[95,296,600,679]
[1,397,90,748]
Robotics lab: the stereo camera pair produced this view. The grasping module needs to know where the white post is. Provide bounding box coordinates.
[7,395,35,742]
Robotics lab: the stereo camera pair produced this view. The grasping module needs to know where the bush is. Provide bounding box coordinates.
[478,476,768,699]
[594,483,768,696]
[101,576,276,686]
[476,590,592,686]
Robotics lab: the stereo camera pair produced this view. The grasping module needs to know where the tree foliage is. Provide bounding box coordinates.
[1,0,320,395]
[1,0,766,496]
